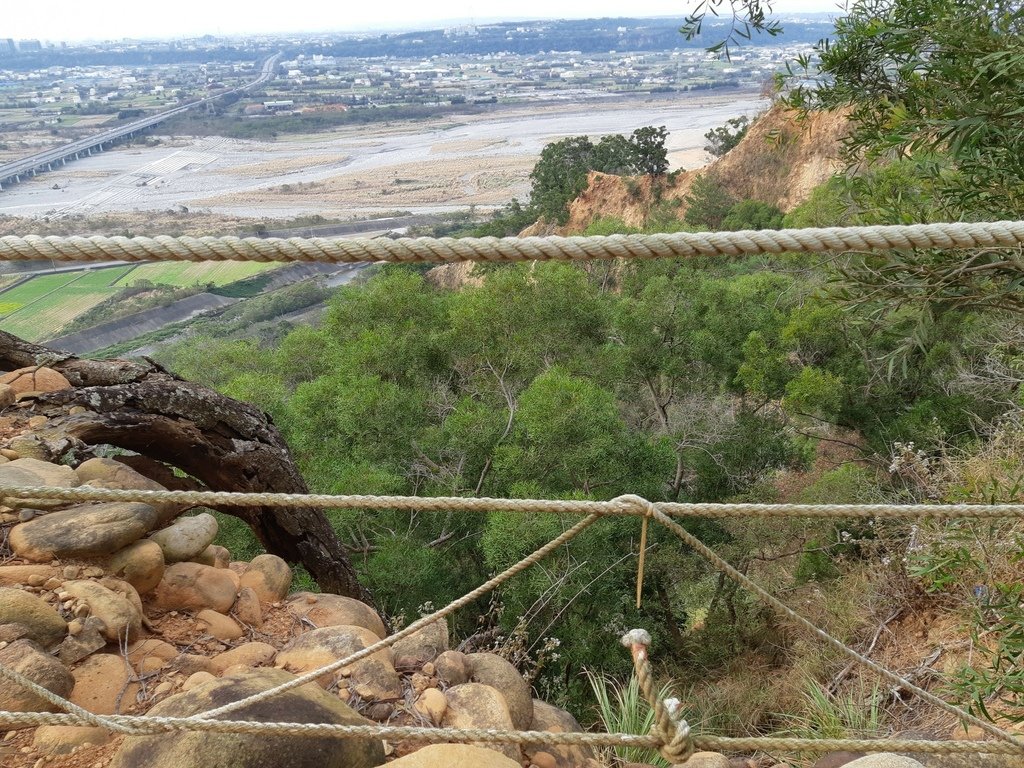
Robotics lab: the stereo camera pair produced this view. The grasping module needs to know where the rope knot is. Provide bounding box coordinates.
[612,493,658,519]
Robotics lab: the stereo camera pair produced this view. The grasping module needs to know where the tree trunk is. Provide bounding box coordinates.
[0,331,371,604]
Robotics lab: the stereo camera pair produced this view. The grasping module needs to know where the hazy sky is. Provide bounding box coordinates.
[9,0,841,43]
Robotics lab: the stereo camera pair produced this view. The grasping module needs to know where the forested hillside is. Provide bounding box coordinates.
[153,0,1024,756]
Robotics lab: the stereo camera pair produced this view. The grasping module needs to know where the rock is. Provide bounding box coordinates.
[434,650,469,686]
[0,639,74,712]
[126,639,179,670]
[208,544,231,567]
[0,382,13,407]
[69,653,138,715]
[234,586,263,626]
[57,617,107,665]
[844,758,925,768]
[285,592,387,639]
[443,683,519,761]
[0,366,71,395]
[0,458,80,509]
[529,699,597,767]
[0,587,67,648]
[147,513,219,563]
[277,624,400,702]
[33,724,110,754]
[413,687,447,725]
[171,653,214,676]
[195,609,244,641]
[152,562,238,613]
[239,554,292,603]
[387,744,521,768]
[108,667,386,768]
[182,671,216,691]
[814,754,867,768]
[9,502,158,562]
[106,539,165,595]
[6,434,51,460]
[0,565,56,587]
[76,458,183,524]
[393,619,448,671]
[209,641,277,674]
[532,752,559,768]
[62,580,141,643]
[685,754,733,768]
[466,652,533,730]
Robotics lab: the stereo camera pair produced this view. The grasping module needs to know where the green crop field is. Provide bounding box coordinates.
[0,266,133,341]
[114,261,279,288]
[0,261,281,343]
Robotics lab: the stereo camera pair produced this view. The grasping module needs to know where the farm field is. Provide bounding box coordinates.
[0,266,133,341]
[114,261,278,288]
[0,260,284,342]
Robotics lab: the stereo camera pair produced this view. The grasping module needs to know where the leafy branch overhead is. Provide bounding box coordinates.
[681,0,783,59]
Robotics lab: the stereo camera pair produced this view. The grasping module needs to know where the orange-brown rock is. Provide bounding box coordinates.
[0,366,71,394]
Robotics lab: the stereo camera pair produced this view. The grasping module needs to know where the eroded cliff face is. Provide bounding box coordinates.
[561,104,849,234]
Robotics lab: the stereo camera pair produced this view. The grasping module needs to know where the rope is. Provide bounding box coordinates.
[1,220,1023,265]
[610,496,1024,752]
[3,483,1024,519]
[0,493,1022,758]
[0,705,1021,755]
[623,628,694,764]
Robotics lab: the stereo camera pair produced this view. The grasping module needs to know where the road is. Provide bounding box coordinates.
[0,53,281,191]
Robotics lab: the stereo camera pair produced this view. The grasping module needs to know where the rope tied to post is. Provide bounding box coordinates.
[621,628,694,765]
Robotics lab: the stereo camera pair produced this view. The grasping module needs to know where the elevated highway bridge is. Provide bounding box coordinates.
[0,52,280,192]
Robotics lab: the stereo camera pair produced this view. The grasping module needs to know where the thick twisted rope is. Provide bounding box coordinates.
[2,664,1021,755]
[0,701,1022,755]
[1,220,1023,265]
[3,483,1024,519]
[611,495,1024,752]
[622,628,694,764]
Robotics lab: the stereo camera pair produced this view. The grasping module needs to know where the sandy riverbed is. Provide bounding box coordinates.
[0,92,766,221]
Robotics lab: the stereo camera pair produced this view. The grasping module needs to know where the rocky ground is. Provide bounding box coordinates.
[0,365,953,768]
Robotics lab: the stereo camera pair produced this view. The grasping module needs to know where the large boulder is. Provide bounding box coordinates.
[69,653,138,715]
[276,624,400,703]
[9,502,158,561]
[0,587,67,648]
[466,652,533,730]
[0,366,71,394]
[0,639,74,713]
[443,683,519,762]
[106,539,165,595]
[529,699,597,767]
[147,513,219,563]
[0,564,56,587]
[152,562,238,613]
[392,618,448,672]
[285,592,387,639]
[62,580,142,643]
[387,744,520,767]
[108,667,386,768]
[76,457,184,524]
[0,458,80,509]
[33,725,111,756]
[239,553,292,602]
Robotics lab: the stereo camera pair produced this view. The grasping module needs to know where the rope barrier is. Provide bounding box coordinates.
[610,496,1024,751]
[3,483,1024,519]
[1,220,1023,265]
[0,491,1022,760]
